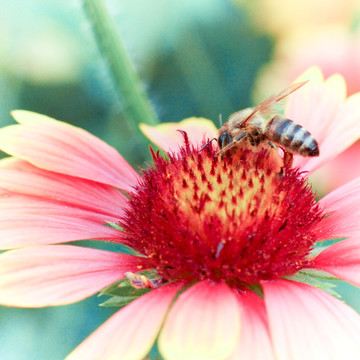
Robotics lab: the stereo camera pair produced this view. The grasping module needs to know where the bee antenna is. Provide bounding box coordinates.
[219,114,223,127]
[199,137,217,152]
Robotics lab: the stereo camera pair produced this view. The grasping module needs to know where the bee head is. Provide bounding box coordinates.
[218,131,232,149]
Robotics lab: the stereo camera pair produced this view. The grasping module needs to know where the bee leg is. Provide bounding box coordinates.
[244,133,256,146]
[268,141,276,149]
[283,151,293,168]
[278,151,293,177]
[235,132,249,142]
[267,141,284,175]
[236,131,257,146]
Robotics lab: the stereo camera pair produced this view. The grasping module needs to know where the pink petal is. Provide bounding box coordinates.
[312,238,360,287]
[228,291,275,360]
[310,140,360,194]
[313,176,360,240]
[140,117,218,153]
[263,279,360,360]
[0,111,139,192]
[302,92,360,173]
[158,280,240,360]
[0,158,128,219]
[286,68,345,141]
[286,69,360,173]
[0,245,143,307]
[66,282,182,360]
[0,195,124,249]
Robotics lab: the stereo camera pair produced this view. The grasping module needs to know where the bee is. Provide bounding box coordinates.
[125,272,162,290]
[216,82,319,167]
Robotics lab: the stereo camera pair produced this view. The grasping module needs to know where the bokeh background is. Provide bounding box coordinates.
[1,0,360,359]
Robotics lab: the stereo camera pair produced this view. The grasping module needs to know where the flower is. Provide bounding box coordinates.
[1,67,360,359]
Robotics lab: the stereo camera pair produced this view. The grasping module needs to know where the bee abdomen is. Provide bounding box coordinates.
[266,116,319,157]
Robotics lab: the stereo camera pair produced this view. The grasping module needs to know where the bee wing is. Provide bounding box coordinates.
[242,81,308,125]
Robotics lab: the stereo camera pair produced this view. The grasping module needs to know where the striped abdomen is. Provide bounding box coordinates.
[266,116,319,156]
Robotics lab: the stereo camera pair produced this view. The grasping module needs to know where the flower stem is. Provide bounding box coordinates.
[82,0,159,131]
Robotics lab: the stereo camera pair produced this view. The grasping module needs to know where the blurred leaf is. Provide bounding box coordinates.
[100,293,149,308]
[298,268,340,282]
[99,277,151,308]
[105,221,123,231]
[285,271,341,298]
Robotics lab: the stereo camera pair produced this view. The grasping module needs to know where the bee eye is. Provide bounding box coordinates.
[218,132,232,149]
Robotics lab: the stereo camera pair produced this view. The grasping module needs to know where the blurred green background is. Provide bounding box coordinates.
[1,0,360,359]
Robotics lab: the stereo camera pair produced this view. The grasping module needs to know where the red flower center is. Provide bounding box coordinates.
[120,136,323,288]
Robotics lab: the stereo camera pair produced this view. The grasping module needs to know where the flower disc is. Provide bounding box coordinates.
[121,138,323,287]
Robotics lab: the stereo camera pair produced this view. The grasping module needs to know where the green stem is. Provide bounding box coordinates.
[83,0,159,131]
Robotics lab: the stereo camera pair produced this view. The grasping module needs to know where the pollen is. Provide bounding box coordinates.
[120,136,323,288]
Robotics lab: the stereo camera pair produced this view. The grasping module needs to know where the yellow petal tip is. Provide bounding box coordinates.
[294,66,324,84]
[11,110,55,125]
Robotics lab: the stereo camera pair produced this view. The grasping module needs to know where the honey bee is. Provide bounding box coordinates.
[216,82,319,166]
[125,272,162,290]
